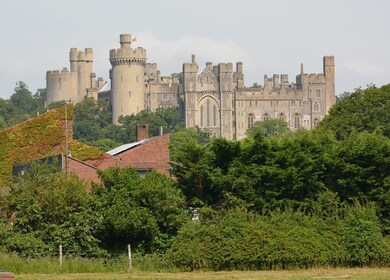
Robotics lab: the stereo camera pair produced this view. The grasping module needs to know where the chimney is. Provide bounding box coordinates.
[136,124,149,142]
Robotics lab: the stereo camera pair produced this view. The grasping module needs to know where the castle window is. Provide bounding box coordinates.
[206,99,210,126]
[213,105,217,126]
[121,76,123,82]
[294,114,301,129]
[136,76,139,82]
[313,101,320,112]
[278,113,286,121]
[248,114,254,128]
[199,97,218,128]
[314,118,319,128]
[262,113,271,121]
[291,100,296,107]
[316,89,321,97]
[129,91,131,98]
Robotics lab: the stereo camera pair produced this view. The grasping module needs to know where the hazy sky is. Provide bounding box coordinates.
[0,0,389,99]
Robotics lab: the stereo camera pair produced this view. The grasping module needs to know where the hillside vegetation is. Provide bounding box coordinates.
[0,84,389,271]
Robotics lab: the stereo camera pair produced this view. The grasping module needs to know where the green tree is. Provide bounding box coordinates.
[320,84,390,139]
[93,167,188,253]
[169,128,212,206]
[73,98,112,142]
[3,162,103,257]
[247,119,291,138]
[10,82,37,116]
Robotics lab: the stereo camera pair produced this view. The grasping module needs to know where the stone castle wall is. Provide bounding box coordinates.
[46,34,335,140]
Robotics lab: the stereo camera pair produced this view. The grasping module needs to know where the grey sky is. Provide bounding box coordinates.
[0,0,389,99]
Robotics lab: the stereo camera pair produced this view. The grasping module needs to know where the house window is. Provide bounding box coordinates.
[248,114,254,128]
[294,114,301,129]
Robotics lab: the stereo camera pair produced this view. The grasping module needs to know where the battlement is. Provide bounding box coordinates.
[183,62,198,73]
[109,47,146,61]
[69,48,93,62]
[324,55,335,66]
[46,67,72,78]
[218,63,233,73]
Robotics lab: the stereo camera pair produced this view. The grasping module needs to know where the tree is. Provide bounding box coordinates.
[3,162,103,257]
[247,119,291,138]
[169,128,212,206]
[93,167,188,253]
[73,98,112,142]
[10,82,37,116]
[319,84,390,139]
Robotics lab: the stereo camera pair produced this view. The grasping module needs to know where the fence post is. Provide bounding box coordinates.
[128,244,132,271]
[59,244,63,273]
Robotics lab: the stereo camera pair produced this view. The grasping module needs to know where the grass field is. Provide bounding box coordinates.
[13,268,390,280]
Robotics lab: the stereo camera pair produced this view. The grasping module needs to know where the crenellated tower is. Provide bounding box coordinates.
[46,48,97,106]
[110,34,147,124]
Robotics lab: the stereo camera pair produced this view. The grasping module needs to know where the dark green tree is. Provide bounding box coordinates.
[320,84,390,139]
[93,167,188,253]
[3,163,103,257]
[247,119,291,138]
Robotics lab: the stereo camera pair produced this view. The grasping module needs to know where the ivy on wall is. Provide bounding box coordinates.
[0,105,103,188]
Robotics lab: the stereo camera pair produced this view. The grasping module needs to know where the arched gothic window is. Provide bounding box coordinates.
[294,114,301,129]
[313,118,319,128]
[262,113,271,121]
[248,114,254,128]
[199,97,219,128]
[278,113,286,121]
[313,101,320,112]
[200,105,204,127]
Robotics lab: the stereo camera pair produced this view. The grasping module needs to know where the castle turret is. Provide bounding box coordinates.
[110,34,147,124]
[77,49,93,102]
[323,56,336,113]
[183,54,199,128]
[234,62,244,89]
[218,63,234,139]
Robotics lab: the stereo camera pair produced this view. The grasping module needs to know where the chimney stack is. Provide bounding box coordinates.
[136,124,149,142]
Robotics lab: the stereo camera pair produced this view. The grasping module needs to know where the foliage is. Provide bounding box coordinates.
[246,119,291,138]
[92,167,189,253]
[0,82,47,128]
[116,107,184,143]
[72,99,184,147]
[320,84,390,139]
[0,106,69,188]
[169,128,212,206]
[167,203,390,271]
[73,98,112,142]
[0,163,104,257]
[0,104,104,188]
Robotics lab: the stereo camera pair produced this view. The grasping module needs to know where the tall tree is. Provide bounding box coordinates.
[319,84,390,139]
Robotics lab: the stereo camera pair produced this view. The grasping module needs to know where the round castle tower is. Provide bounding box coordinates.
[110,34,146,124]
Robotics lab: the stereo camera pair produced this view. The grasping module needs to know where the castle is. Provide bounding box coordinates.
[46,34,336,140]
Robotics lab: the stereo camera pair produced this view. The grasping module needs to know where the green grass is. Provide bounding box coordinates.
[0,254,177,274]
[1,255,389,279]
[10,268,390,280]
